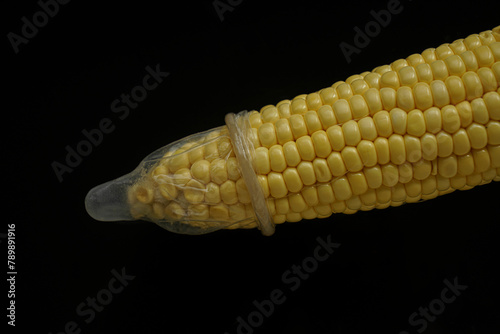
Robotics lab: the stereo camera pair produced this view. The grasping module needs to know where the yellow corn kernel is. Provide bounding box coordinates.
[342,120,362,146]
[336,82,354,100]
[327,151,347,177]
[302,187,319,207]
[374,137,391,164]
[413,159,432,180]
[364,165,383,189]
[404,135,422,163]
[235,178,251,204]
[249,111,263,128]
[484,92,500,120]
[398,66,418,88]
[381,163,399,187]
[184,179,205,204]
[269,145,287,172]
[296,136,316,161]
[191,159,211,184]
[380,71,399,90]
[467,123,488,149]
[445,75,466,105]
[347,172,368,195]
[390,108,407,135]
[357,140,378,167]
[304,110,322,133]
[373,65,391,75]
[319,87,338,106]
[326,125,345,151]
[134,184,154,204]
[332,176,352,201]
[277,101,291,118]
[444,55,466,76]
[261,106,280,124]
[436,131,454,157]
[289,193,307,212]
[442,105,461,133]
[477,67,498,92]
[436,44,455,60]
[473,149,491,173]
[364,89,383,116]
[350,78,370,97]
[226,157,241,181]
[311,130,332,158]
[489,145,500,167]
[430,80,451,107]
[380,87,397,110]
[306,93,323,111]
[415,63,433,83]
[438,155,458,178]
[388,134,406,165]
[473,45,495,67]
[463,71,484,100]
[333,99,353,123]
[423,107,442,134]
[452,129,471,155]
[297,161,316,186]
[220,180,238,205]
[358,116,378,141]
[289,114,308,139]
[267,172,288,199]
[258,122,278,148]
[471,98,490,124]
[421,133,438,161]
[341,146,363,172]
[275,118,294,145]
[187,204,209,220]
[413,82,433,110]
[317,183,335,204]
[407,53,426,67]
[317,105,337,128]
[487,121,500,145]
[291,98,308,115]
[173,168,191,186]
[391,59,409,71]
[430,60,449,80]
[449,39,467,54]
[313,158,332,183]
[350,94,370,119]
[364,72,382,88]
[283,167,303,193]
[406,109,426,137]
[456,101,474,127]
[396,86,415,111]
[283,141,301,167]
[460,50,479,71]
[373,110,393,137]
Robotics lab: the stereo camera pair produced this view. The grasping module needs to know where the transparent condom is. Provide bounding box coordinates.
[85,111,275,235]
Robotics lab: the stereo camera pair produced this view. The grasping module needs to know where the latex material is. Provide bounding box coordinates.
[86,118,262,235]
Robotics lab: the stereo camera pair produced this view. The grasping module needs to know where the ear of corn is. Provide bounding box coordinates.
[85,26,500,236]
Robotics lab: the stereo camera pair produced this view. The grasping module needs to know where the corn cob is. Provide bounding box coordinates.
[85,26,500,236]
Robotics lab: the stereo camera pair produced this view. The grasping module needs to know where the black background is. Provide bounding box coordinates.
[4,0,500,333]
